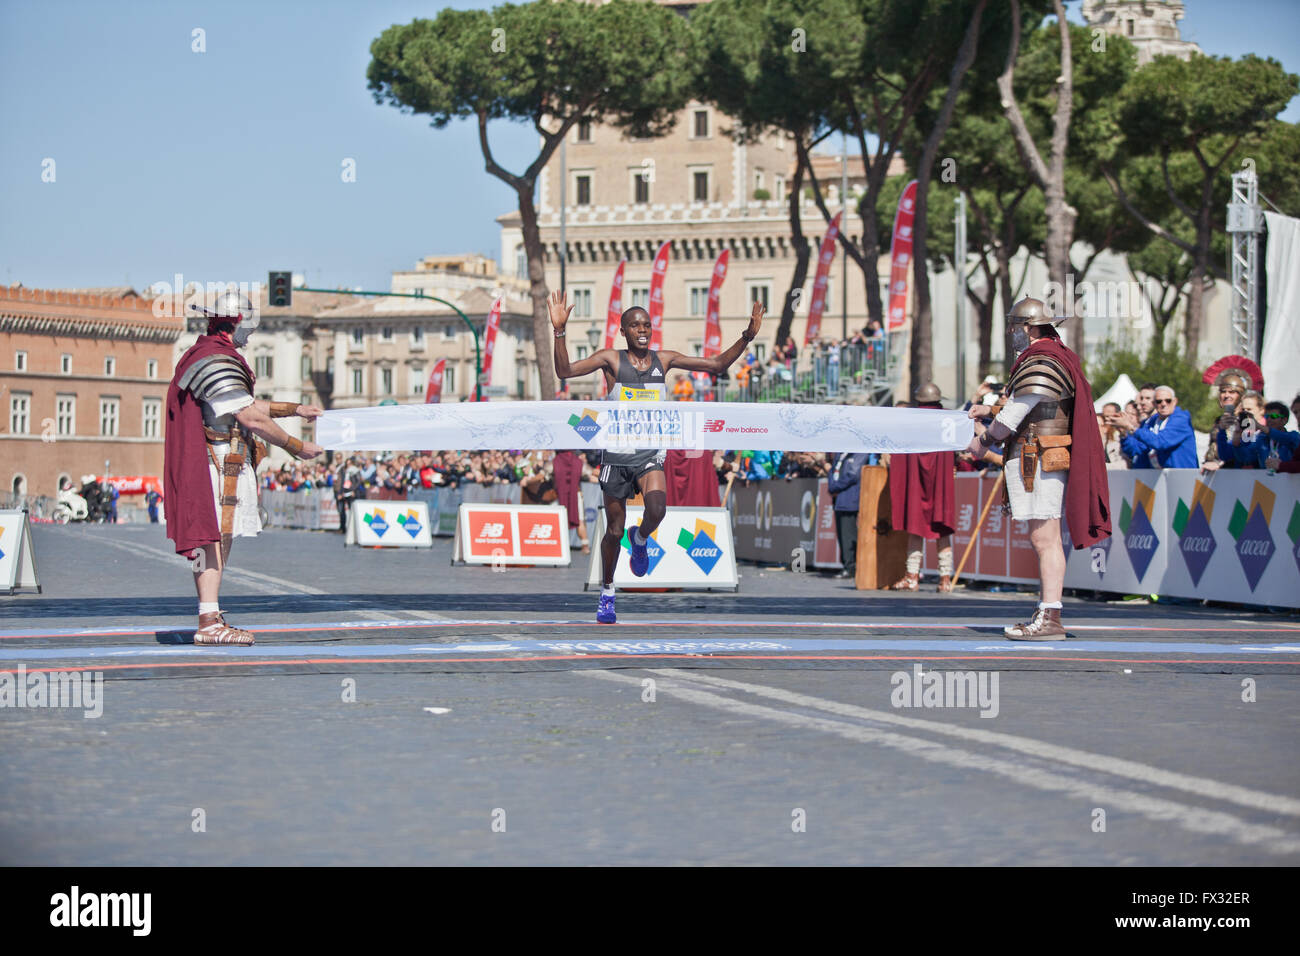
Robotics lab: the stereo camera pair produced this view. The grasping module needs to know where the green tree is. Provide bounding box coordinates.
[1096,53,1299,360]
[1086,340,1219,433]
[367,0,695,399]
[691,0,857,347]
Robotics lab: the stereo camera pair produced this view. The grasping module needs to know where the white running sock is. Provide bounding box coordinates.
[937,548,953,576]
[601,586,615,597]
[198,601,220,616]
[632,528,647,547]
[1038,601,1062,610]
[906,550,922,575]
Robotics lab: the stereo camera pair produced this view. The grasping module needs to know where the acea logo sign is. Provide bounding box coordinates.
[676,517,723,574]
[1227,481,1277,591]
[1118,479,1159,580]
[363,508,390,537]
[1290,501,1300,577]
[396,509,422,539]
[1172,480,1217,586]
[567,408,601,443]
[362,506,422,539]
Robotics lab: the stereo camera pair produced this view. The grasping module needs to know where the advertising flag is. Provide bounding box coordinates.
[887,180,917,331]
[804,211,841,345]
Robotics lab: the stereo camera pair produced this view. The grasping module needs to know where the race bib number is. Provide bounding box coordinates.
[618,385,664,402]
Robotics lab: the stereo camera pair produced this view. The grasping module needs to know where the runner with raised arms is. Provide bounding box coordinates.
[551,289,763,623]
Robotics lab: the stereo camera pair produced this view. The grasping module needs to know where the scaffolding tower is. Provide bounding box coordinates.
[1226,168,1263,361]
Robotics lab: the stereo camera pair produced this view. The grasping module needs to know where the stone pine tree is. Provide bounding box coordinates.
[1095,54,1298,360]
[367,0,694,399]
[906,0,989,392]
[691,0,857,346]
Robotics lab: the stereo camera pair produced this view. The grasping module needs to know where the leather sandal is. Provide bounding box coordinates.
[194,611,255,646]
[890,573,920,591]
[938,575,954,593]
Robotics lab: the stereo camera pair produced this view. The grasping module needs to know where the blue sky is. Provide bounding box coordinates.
[2,0,1296,294]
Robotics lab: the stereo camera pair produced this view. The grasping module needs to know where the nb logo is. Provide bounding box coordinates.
[480,522,505,538]
[703,419,725,433]
[526,524,553,539]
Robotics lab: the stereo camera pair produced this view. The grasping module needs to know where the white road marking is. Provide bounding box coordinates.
[578,671,1300,855]
[62,529,323,595]
[652,669,1300,819]
[423,707,451,715]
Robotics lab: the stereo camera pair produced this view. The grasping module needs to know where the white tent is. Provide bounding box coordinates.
[1093,372,1137,412]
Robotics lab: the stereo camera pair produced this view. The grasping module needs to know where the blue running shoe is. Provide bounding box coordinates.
[628,525,649,577]
[596,592,617,624]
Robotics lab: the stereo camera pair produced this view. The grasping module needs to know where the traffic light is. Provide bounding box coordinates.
[269,271,292,307]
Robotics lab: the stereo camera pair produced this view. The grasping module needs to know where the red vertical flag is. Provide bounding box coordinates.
[698,249,729,400]
[479,296,501,400]
[424,357,447,404]
[600,260,626,398]
[804,211,841,345]
[647,240,671,351]
[887,180,917,331]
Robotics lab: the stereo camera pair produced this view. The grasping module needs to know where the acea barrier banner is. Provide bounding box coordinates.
[928,471,1300,608]
[585,506,738,590]
[317,401,972,455]
[346,500,433,548]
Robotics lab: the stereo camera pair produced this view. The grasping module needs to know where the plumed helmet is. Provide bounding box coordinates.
[1215,371,1249,394]
[1007,297,1060,327]
[914,382,942,403]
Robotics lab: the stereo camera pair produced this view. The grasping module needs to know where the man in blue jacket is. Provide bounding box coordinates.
[1119,385,1198,468]
[828,452,871,579]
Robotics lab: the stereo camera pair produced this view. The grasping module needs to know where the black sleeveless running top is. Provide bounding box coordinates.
[602,350,667,465]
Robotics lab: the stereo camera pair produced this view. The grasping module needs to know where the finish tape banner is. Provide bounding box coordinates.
[318,402,972,455]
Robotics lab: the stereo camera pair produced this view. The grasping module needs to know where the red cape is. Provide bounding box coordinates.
[1010,336,1111,548]
[665,450,720,507]
[552,450,584,528]
[164,334,253,555]
[889,404,956,539]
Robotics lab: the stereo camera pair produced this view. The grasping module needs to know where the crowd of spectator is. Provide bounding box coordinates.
[1099,382,1300,473]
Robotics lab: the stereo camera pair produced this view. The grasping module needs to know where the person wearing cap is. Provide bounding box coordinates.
[165,288,324,646]
[964,298,1110,640]
[887,383,956,592]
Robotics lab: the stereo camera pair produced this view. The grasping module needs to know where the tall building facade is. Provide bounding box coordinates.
[1082,0,1202,64]
[497,103,887,381]
[1,286,184,497]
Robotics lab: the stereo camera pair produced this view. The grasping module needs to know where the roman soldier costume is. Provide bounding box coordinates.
[166,290,304,646]
[975,298,1110,639]
[889,382,957,592]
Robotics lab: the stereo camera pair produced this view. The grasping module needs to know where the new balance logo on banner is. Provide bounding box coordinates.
[704,419,725,433]
[481,522,505,538]
[527,524,553,540]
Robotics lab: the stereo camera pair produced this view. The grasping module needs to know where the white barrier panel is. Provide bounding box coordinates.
[318,400,973,454]
[584,506,738,591]
[0,510,40,594]
[347,499,434,548]
[452,504,570,566]
[1061,470,1300,608]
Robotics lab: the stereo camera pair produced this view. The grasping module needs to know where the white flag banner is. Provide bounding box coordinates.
[317,401,973,454]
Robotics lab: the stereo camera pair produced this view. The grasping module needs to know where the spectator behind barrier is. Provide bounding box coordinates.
[1119,385,1198,469]
[1236,401,1300,470]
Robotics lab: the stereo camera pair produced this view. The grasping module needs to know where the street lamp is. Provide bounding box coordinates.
[585,321,601,351]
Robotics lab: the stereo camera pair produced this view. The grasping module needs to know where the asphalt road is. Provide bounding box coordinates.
[2,522,1298,865]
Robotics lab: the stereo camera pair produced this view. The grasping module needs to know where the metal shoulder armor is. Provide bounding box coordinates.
[1008,356,1074,401]
[179,355,253,403]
